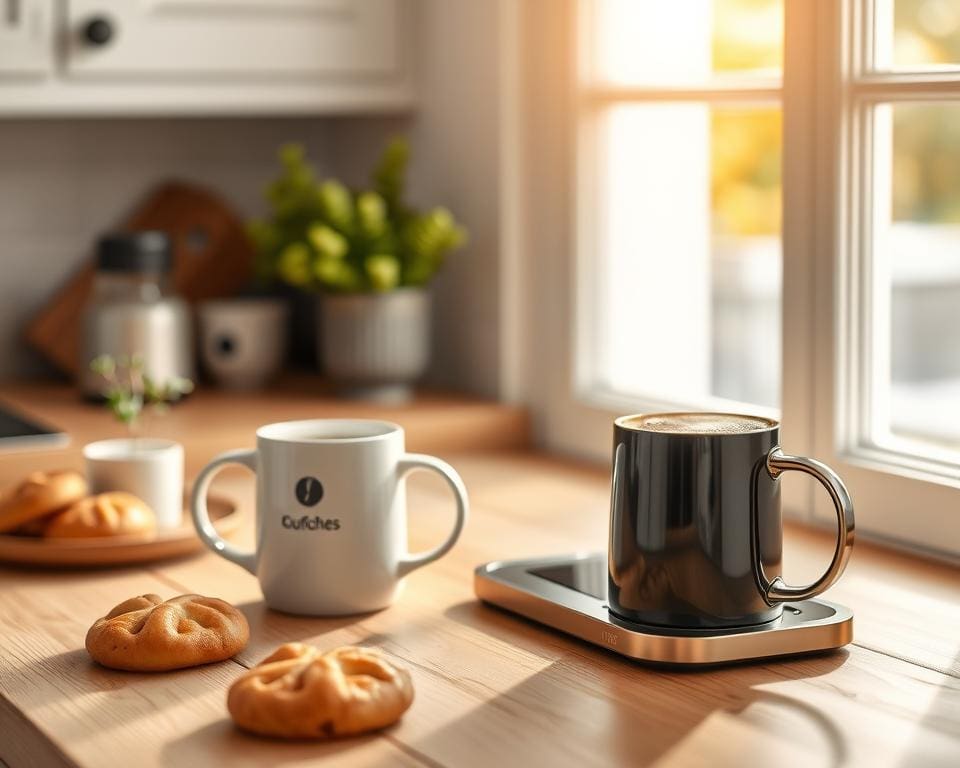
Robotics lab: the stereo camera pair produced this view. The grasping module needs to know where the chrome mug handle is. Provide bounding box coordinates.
[757,448,855,603]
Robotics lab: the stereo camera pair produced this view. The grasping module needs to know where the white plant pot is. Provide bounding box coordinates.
[83,438,184,530]
[198,298,289,390]
[318,289,431,402]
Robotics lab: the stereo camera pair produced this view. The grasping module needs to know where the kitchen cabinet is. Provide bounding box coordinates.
[0,1,52,76]
[0,0,414,115]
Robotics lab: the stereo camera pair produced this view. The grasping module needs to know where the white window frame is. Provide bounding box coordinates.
[811,0,960,555]
[511,0,960,557]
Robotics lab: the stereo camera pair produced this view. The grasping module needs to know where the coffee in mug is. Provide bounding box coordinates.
[191,419,468,616]
[630,413,773,434]
[608,412,854,629]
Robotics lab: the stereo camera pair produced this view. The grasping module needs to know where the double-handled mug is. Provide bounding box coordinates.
[608,412,855,630]
[191,419,468,616]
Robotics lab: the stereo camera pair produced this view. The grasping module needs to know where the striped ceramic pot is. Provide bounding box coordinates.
[318,289,431,402]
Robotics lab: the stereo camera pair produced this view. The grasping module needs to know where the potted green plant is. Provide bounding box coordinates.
[247,138,467,401]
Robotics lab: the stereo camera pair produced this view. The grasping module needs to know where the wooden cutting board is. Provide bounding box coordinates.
[25,181,255,375]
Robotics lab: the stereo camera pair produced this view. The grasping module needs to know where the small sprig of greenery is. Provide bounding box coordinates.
[90,354,194,431]
[247,137,468,293]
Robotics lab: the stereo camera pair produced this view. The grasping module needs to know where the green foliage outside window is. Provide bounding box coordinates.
[711,0,783,238]
[708,0,960,234]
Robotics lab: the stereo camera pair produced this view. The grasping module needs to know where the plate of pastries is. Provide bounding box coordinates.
[0,470,239,566]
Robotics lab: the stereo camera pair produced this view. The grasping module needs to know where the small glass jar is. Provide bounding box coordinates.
[80,231,195,397]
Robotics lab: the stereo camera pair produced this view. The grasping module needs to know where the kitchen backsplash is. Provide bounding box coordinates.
[0,114,499,396]
[0,3,503,397]
[0,117,338,379]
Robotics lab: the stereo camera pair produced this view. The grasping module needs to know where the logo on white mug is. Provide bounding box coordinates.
[295,476,324,506]
[282,515,340,531]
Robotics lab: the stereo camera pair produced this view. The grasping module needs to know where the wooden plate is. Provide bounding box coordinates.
[0,494,240,567]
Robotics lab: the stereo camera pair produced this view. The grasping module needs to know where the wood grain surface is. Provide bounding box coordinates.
[0,378,530,476]
[0,393,958,767]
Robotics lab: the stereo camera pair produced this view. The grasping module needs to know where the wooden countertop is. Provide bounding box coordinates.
[1,385,959,767]
[0,377,530,471]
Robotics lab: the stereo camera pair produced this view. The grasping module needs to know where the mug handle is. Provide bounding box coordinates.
[190,448,259,575]
[397,454,469,577]
[755,448,855,603]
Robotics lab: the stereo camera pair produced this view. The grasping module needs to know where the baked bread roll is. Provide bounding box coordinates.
[0,470,88,534]
[86,594,249,671]
[13,516,54,537]
[228,643,414,738]
[45,492,156,539]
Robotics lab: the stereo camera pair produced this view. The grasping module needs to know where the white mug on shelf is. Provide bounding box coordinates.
[190,419,469,616]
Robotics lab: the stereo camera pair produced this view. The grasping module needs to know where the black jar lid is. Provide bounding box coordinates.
[96,231,172,273]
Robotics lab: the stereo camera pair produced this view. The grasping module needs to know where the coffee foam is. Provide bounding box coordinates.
[620,413,775,435]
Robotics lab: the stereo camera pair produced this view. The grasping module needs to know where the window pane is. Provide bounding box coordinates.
[591,0,783,84]
[871,104,960,452]
[876,0,960,70]
[593,104,782,408]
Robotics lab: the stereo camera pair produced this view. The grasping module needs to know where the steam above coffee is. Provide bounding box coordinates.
[619,413,775,435]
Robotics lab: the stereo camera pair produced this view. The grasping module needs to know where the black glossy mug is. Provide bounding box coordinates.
[608,413,855,630]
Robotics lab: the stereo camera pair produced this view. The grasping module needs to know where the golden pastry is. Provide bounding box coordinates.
[45,492,156,539]
[0,470,88,534]
[227,643,414,739]
[86,594,249,672]
[13,515,54,537]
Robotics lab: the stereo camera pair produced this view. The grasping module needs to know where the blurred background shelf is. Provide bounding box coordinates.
[0,375,530,479]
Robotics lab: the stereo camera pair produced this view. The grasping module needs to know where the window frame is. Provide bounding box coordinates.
[525,0,811,517]
[517,0,960,556]
[574,0,784,423]
[809,0,960,554]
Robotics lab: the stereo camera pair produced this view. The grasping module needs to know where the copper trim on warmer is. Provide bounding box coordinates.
[474,565,853,666]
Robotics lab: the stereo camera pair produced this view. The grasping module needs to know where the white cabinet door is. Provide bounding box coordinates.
[0,0,52,76]
[65,0,399,78]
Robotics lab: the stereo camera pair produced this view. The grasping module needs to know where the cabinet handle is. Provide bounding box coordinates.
[82,16,114,46]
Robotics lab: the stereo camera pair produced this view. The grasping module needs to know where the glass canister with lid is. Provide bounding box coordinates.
[80,231,195,397]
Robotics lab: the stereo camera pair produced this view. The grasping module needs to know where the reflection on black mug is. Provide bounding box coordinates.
[608,413,855,630]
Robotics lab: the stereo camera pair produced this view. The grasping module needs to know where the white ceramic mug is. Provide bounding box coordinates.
[84,438,184,529]
[190,419,468,616]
